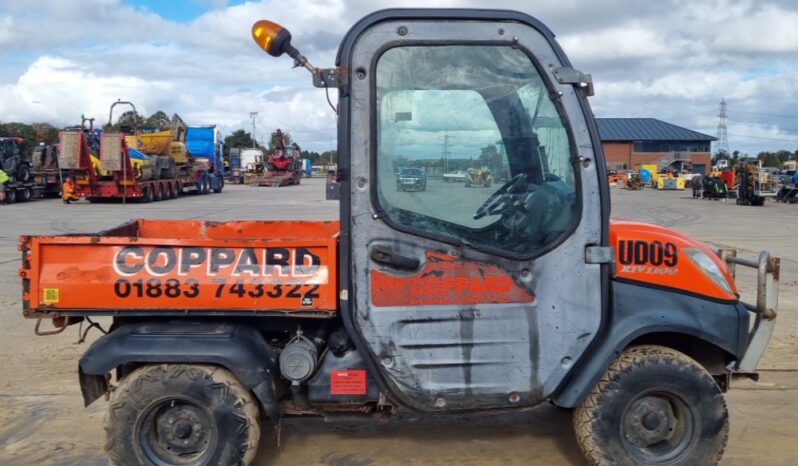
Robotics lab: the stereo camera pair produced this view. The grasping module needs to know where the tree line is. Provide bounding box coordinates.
[223,128,338,166]
[0,122,59,158]
[716,149,798,168]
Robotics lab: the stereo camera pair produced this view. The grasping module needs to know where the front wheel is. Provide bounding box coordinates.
[573,345,728,466]
[18,164,31,182]
[105,364,261,466]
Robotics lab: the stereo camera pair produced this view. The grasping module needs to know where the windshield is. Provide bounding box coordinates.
[399,168,423,176]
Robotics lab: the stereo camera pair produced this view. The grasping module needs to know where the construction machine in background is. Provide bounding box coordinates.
[254,129,302,187]
[736,161,777,206]
[464,167,492,187]
[1,137,47,203]
[58,101,223,203]
[625,173,644,190]
[0,137,32,182]
[235,147,267,185]
[31,143,64,197]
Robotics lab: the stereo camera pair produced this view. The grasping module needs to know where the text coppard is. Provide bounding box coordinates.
[113,246,323,278]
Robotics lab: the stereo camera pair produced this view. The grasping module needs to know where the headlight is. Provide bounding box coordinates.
[684,247,733,295]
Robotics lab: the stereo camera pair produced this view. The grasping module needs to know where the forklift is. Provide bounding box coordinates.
[21,9,779,466]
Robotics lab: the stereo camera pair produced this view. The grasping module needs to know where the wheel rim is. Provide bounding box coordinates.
[137,396,218,466]
[621,390,696,463]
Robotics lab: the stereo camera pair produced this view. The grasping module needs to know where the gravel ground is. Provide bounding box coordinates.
[0,179,795,465]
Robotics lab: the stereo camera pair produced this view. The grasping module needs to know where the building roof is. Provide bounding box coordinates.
[596,118,717,142]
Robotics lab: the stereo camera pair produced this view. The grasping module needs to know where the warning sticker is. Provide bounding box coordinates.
[330,369,367,395]
[43,288,60,304]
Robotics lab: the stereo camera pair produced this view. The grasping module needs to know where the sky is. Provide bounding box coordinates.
[1,0,798,154]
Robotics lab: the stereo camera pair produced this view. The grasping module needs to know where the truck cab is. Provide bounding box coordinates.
[21,9,778,466]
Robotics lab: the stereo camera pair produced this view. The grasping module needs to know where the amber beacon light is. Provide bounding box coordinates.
[251,19,316,74]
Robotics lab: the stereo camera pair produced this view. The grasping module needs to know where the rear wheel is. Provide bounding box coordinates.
[20,187,32,202]
[6,188,16,203]
[573,345,728,466]
[143,186,154,203]
[105,364,260,466]
[154,185,163,202]
[213,177,224,193]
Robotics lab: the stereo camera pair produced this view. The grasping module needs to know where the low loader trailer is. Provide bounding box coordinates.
[21,9,780,466]
[3,179,44,203]
[59,129,221,203]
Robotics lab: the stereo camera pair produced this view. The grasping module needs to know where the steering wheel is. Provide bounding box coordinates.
[473,173,528,220]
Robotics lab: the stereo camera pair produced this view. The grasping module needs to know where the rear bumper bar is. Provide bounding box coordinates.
[718,249,779,373]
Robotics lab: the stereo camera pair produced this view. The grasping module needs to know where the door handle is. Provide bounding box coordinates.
[370,246,420,270]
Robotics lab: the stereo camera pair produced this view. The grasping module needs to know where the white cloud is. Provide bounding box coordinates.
[0,0,797,153]
[0,55,176,123]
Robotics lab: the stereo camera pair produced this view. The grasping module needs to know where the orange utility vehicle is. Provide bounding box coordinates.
[20,9,779,466]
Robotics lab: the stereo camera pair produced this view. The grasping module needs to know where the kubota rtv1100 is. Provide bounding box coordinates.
[20,9,778,466]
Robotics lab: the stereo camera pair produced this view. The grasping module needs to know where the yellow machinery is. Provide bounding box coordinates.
[464,168,493,187]
[634,164,657,187]
[124,114,189,180]
[90,153,153,181]
[656,174,686,190]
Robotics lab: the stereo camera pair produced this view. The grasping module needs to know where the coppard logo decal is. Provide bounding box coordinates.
[618,240,679,275]
[113,246,322,278]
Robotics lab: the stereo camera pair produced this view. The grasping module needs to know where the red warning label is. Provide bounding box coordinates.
[330,369,367,395]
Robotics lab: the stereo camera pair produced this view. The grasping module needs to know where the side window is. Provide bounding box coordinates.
[375,45,578,256]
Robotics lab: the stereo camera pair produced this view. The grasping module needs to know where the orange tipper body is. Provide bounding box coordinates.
[19,219,339,316]
[610,220,737,301]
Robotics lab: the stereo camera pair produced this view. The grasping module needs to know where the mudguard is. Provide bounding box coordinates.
[552,280,748,407]
[78,321,280,422]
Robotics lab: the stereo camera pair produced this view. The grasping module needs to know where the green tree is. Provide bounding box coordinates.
[0,122,38,158]
[223,129,259,161]
[144,111,171,130]
[31,123,59,146]
[268,129,292,152]
[107,110,144,131]
[478,144,502,171]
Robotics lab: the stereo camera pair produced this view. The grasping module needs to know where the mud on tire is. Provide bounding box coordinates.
[573,345,728,466]
[105,364,260,466]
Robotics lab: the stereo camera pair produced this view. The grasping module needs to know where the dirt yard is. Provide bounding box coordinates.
[1,179,795,465]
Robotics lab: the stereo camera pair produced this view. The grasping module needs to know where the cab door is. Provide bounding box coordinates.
[340,10,607,411]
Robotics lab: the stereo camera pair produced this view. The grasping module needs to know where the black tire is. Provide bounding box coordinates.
[6,188,16,203]
[18,164,31,182]
[213,177,224,193]
[21,187,32,202]
[143,186,154,203]
[573,345,728,466]
[154,185,163,202]
[165,158,177,179]
[105,364,260,466]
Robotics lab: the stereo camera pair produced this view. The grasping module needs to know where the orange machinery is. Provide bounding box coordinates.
[20,219,339,316]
